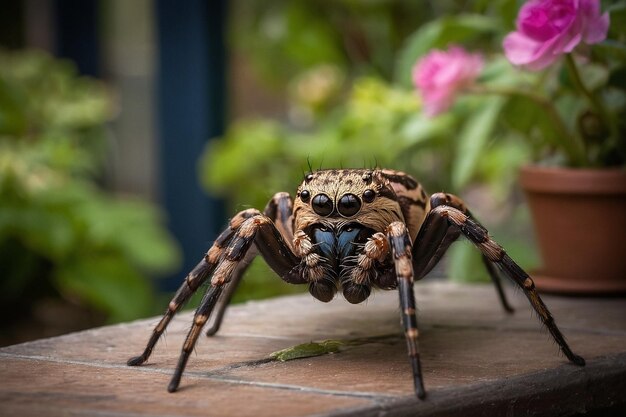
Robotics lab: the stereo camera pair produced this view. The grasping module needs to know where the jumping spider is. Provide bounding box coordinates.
[127,168,585,399]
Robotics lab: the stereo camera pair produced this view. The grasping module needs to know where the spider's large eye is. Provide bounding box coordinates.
[312,193,333,216]
[337,193,361,217]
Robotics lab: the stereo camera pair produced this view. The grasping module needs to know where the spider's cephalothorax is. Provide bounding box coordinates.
[292,169,428,304]
[127,168,585,399]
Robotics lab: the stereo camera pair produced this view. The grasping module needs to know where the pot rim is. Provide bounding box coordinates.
[520,165,626,194]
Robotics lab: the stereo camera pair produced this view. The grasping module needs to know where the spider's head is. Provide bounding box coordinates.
[293,169,403,232]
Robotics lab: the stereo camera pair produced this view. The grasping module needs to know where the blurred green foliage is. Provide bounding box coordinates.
[201,77,459,209]
[200,0,542,297]
[231,0,522,85]
[0,50,180,323]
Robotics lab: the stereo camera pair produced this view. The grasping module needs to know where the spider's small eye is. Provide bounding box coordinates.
[363,189,376,203]
[312,193,333,216]
[337,193,361,217]
[362,172,372,184]
[300,190,310,202]
[305,173,314,183]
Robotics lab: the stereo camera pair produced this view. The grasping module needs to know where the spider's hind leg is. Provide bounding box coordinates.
[414,193,514,313]
[418,201,585,367]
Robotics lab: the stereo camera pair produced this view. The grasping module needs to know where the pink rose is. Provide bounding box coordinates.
[412,46,484,117]
[503,0,609,71]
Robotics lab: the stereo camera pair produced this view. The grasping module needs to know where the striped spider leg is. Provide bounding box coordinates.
[387,221,426,398]
[413,193,515,312]
[127,193,306,392]
[412,193,586,367]
[127,168,584,400]
[205,192,296,336]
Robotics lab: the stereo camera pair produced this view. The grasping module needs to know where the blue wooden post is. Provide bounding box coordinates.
[155,0,226,290]
[54,0,100,77]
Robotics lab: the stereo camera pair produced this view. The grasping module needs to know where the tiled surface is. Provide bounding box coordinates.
[1,282,625,416]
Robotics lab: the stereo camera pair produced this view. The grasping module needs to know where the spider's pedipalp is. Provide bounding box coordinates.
[350,232,389,284]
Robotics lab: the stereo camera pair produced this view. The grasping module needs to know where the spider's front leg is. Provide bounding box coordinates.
[127,198,306,392]
[387,221,426,399]
[166,212,307,392]
[126,208,261,368]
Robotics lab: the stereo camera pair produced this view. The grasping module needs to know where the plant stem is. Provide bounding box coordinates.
[467,85,587,166]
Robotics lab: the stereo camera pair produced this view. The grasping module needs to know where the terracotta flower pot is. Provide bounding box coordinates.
[520,166,626,294]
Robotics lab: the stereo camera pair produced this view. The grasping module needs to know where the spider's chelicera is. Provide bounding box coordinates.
[127,168,585,399]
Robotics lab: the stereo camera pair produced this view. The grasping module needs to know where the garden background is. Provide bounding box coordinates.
[1,0,623,345]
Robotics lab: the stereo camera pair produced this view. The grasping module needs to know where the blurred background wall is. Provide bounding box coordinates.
[1,0,227,289]
[0,0,232,343]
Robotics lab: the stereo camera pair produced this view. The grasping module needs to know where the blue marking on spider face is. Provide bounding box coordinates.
[312,225,369,273]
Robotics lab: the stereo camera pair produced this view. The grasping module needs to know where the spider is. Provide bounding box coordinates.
[127,168,585,399]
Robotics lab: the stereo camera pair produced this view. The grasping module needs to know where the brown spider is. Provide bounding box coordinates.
[127,168,585,399]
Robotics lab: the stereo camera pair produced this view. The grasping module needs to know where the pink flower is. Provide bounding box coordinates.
[412,46,484,117]
[503,0,609,71]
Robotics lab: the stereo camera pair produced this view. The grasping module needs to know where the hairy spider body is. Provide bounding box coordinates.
[127,168,585,399]
[291,169,427,303]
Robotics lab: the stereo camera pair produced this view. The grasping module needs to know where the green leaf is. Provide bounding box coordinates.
[452,97,506,189]
[448,241,489,283]
[595,40,626,62]
[478,136,532,198]
[0,76,29,135]
[270,340,344,361]
[501,94,560,140]
[13,207,77,260]
[75,196,180,273]
[54,254,155,322]
[283,3,345,69]
[399,113,456,146]
[607,2,626,39]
